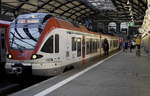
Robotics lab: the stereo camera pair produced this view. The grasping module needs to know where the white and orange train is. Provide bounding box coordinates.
[5,13,120,76]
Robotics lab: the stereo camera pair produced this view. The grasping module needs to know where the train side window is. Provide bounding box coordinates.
[90,39,92,53]
[41,35,53,53]
[92,39,95,53]
[55,34,59,53]
[116,40,118,47]
[110,40,112,48]
[100,39,104,48]
[95,40,98,52]
[114,40,118,47]
[86,40,90,54]
[92,40,94,53]
[97,40,99,49]
[72,37,76,51]
[77,38,81,57]
[113,40,115,47]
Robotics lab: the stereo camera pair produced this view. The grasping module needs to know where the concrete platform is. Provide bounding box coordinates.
[10,50,150,96]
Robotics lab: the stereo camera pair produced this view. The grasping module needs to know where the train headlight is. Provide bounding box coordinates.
[32,54,37,59]
[31,54,43,59]
[7,54,12,59]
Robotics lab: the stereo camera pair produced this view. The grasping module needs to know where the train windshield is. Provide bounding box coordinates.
[10,13,51,50]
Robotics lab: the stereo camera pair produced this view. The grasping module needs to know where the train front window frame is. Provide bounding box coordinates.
[9,14,52,50]
[41,35,54,53]
[10,19,43,50]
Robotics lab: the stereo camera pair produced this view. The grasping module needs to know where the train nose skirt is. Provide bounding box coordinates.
[11,63,32,75]
[12,67,22,74]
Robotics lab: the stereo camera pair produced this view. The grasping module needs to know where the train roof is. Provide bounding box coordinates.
[13,13,119,38]
[49,17,118,38]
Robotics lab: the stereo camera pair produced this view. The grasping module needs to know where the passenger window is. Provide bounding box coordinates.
[110,40,112,48]
[92,40,94,53]
[86,40,90,54]
[41,35,53,53]
[72,37,76,51]
[55,34,59,53]
[97,40,99,49]
[77,38,81,57]
[113,40,115,47]
[90,39,92,53]
[100,39,104,48]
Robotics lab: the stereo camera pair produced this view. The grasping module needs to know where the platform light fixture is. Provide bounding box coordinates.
[130,12,133,16]
[129,7,132,12]
[125,0,131,8]
[127,0,130,5]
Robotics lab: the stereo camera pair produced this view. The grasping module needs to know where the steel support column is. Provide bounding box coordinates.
[103,22,109,33]
[116,22,121,34]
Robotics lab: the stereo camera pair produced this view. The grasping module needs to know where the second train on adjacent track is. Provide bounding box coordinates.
[5,13,119,76]
[0,20,10,73]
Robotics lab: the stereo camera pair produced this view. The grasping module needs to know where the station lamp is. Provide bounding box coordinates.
[127,0,130,5]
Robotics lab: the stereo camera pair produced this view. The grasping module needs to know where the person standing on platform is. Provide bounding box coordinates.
[135,35,141,56]
[102,38,109,56]
[123,40,128,52]
[129,40,134,52]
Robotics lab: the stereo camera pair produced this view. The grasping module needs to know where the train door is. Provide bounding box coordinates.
[66,32,71,60]
[82,36,85,58]
[77,38,81,57]
[0,26,6,63]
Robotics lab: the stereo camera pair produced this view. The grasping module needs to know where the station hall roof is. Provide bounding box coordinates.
[0,0,147,23]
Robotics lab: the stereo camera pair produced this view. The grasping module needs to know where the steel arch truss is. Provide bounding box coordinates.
[0,0,147,25]
[0,0,96,22]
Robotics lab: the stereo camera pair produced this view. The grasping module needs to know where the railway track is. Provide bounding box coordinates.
[0,74,49,96]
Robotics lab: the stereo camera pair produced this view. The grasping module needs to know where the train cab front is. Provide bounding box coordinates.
[5,13,50,75]
[6,50,34,75]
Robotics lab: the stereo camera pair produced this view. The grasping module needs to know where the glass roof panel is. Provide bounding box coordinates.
[64,13,71,16]
[55,9,64,14]
[86,0,116,10]
[21,4,37,11]
[68,10,76,13]
[71,15,76,19]
[66,3,74,8]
